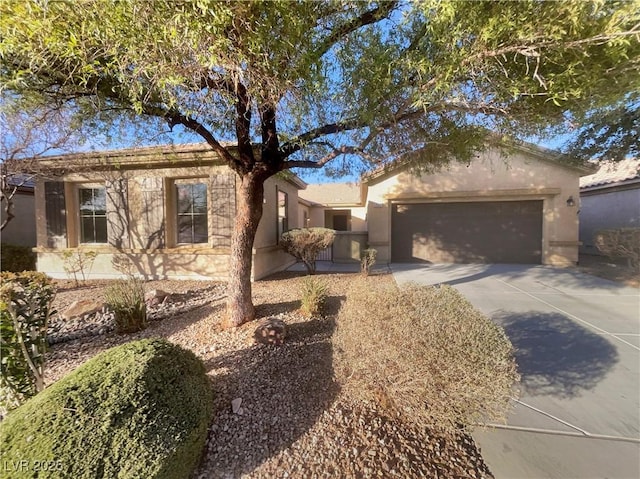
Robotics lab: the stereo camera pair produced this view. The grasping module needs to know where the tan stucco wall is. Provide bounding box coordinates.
[1,191,36,247]
[37,249,231,281]
[35,165,301,280]
[307,205,325,228]
[366,148,581,266]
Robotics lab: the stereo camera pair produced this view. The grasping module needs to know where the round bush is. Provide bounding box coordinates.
[0,339,214,479]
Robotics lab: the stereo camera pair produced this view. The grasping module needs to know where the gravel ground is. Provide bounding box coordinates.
[46,272,494,478]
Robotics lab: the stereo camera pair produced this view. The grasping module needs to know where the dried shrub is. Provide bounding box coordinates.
[61,249,97,287]
[0,272,56,411]
[360,248,377,276]
[594,228,640,272]
[300,276,328,317]
[335,277,519,431]
[281,227,335,275]
[104,277,147,333]
[0,243,36,272]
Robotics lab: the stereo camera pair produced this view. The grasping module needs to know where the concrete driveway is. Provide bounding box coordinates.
[391,263,640,479]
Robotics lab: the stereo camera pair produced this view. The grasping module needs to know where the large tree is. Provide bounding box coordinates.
[0,98,85,230]
[1,0,638,326]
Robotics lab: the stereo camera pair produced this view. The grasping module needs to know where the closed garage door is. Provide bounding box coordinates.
[391,200,543,263]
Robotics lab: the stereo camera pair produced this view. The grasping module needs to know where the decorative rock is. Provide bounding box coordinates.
[231,398,243,414]
[145,289,169,307]
[254,318,286,345]
[60,300,105,321]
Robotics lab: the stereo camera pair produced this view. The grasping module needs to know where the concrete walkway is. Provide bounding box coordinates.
[391,263,640,479]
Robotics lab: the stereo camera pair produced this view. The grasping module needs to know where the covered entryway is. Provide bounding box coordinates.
[391,200,543,263]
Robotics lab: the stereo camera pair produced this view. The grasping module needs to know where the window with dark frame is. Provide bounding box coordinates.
[176,182,208,244]
[277,189,288,243]
[79,187,107,243]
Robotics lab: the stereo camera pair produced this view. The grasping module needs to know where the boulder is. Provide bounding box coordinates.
[145,289,169,307]
[61,299,104,320]
[254,318,286,345]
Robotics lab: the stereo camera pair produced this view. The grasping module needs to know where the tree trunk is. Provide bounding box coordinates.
[225,173,265,327]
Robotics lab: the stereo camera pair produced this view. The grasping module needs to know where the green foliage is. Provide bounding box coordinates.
[1,0,637,168]
[0,243,36,272]
[0,339,214,479]
[104,277,147,333]
[595,228,640,272]
[360,248,377,276]
[0,272,55,411]
[299,276,328,318]
[281,228,336,275]
[61,249,97,287]
[335,278,519,431]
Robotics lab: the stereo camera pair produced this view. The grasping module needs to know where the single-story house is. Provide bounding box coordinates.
[579,158,640,255]
[0,175,37,247]
[300,142,592,266]
[33,144,306,280]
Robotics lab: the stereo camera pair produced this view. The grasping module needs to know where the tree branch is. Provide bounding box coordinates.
[280,118,365,158]
[143,104,236,166]
[313,1,399,60]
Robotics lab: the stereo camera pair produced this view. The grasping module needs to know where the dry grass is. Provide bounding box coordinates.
[334,276,519,431]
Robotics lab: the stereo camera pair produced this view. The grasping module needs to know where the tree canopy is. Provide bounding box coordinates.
[1,0,638,325]
[2,0,638,170]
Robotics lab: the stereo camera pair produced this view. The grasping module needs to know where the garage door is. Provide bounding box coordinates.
[391,200,543,263]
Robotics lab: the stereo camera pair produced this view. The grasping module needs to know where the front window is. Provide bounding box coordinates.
[176,182,208,244]
[277,189,288,242]
[79,187,107,243]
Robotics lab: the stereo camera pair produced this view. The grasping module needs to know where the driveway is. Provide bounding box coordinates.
[391,263,640,479]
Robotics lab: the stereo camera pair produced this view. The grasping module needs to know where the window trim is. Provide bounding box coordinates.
[173,178,209,246]
[77,183,108,245]
[276,187,289,244]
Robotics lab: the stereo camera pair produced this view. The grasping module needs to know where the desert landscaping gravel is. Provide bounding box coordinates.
[46,272,494,478]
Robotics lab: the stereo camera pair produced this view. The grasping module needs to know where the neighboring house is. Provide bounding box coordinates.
[579,158,640,255]
[299,142,592,266]
[0,175,37,247]
[33,144,306,280]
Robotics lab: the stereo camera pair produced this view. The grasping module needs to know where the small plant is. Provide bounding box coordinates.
[280,227,336,275]
[61,249,97,287]
[0,243,36,272]
[360,248,377,276]
[300,276,328,317]
[594,228,640,272]
[104,277,147,333]
[0,272,56,412]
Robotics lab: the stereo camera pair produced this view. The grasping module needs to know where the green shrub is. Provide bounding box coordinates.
[105,277,147,333]
[335,277,519,431]
[0,272,55,411]
[0,243,36,272]
[595,227,640,272]
[280,227,335,275]
[0,339,214,479]
[300,276,328,317]
[360,248,377,276]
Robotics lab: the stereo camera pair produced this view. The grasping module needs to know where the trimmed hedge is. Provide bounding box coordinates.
[0,339,214,479]
[0,243,36,272]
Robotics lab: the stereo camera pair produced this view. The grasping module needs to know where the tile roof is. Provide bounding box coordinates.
[298,182,362,205]
[579,158,640,189]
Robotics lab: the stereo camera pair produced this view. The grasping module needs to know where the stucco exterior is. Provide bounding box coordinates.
[365,147,584,266]
[32,144,304,281]
[578,159,640,255]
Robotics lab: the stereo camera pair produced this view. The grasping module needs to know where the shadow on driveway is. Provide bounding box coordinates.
[493,310,619,399]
